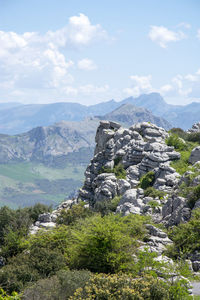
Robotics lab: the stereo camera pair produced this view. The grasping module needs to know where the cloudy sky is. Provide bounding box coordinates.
[0,0,199,105]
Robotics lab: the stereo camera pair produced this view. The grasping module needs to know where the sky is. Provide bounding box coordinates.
[0,0,199,106]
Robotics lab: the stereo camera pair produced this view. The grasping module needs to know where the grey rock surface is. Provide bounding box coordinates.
[189,146,200,164]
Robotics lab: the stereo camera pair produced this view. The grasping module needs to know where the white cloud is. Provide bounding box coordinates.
[79,84,109,95]
[123,69,200,105]
[185,74,198,82]
[148,25,186,48]
[160,84,173,94]
[123,75,153,97]
[77,58,97,71]
[177,22,191,29]
[159,69,200,101]
[0,14,108,101]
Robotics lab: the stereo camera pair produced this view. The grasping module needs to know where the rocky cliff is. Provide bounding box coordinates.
[78,121,200,227]
[31,120,200,276]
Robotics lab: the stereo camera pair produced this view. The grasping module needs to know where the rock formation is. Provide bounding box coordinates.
[79,121,180,215]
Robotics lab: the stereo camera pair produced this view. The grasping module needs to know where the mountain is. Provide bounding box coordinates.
[0,93,200,134]
[120,92,200,129]
[99,103,171,130]
[0,119,100,208]
[0,101,119,134]
[0,118,99,166]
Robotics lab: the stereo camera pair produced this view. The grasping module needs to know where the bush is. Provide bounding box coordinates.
[144,187,166,199]
[0,226,70,293]
[140,171,155,189]
[69,214,148,273]
[187,184,200,209]
[0,288,20,300]
[167,208,200,257]
[22,270,92,300]
[71,273,189,300]
[56,202,93,225]
[186,132,200,143]
[0,204,52,260]
[94,196,121,216]
[99,163,126,179]
[170,141,198,175]
[170,128,187,140]
[166,133,186,151]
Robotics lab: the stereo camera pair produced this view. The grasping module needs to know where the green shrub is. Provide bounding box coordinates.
[71,273,189,300]
[170,141,198,175]
[140,171,155,189]
[114,163,126,179]
[148,200,160,212]
[69,214,148,273]
[0,204,52,260]
[167,208,200,257]
[170,128,188,140]
[56,202,93,225]
[144,187,166,199]
[0,288,21,300]
[94,196,121,216]
[166,133,186,151]
[114,156,122,166]
[187,132,200,143]
[0,226,70,293]
[22,270,92,300]
[99,163,126,179]
[187,184,200,209]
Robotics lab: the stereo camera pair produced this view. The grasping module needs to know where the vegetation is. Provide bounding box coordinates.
[139,171,155,189]
[166,129,199,175]
[22,270,92,300]
[0,162,86,208]
[144,186,166,199]
[0,289,20,300]
[0,201,193,298]
[167,209,200,258]
[100,162,126,179]
[71,273,189,300]
[93,195,121,216]
[56,201,93,225]
[166,133,186,151]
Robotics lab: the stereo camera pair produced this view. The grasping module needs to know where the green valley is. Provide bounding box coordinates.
[0,162,86,209]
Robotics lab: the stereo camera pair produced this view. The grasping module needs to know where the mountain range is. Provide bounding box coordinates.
[1,93,200,134]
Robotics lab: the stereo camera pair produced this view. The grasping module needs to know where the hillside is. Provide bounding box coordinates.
[4,120,199,298]
[0,107,172,208]
[0,119,98,166]
[0,119,99,208]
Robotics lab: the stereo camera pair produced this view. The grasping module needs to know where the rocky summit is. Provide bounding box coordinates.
[31,120,200,276]
[79,121,180,216]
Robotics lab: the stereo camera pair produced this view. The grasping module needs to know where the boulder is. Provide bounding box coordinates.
[189,146,200,164]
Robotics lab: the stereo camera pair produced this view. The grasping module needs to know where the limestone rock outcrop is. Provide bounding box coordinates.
[79,121,180,210]
[189,146,200,164]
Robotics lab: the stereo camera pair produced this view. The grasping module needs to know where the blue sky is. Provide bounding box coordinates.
[0,0,199,105]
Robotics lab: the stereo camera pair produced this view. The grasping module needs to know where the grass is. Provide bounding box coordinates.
[170,141,198,175]
[0,162,86,208]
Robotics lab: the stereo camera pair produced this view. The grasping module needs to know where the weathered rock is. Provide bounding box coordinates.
[162,196,191,226]
[118,179,131,195]
[78,121,181,221]
[189,146,200,164]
